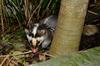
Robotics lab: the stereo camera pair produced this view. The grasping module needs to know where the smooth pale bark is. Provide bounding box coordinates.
[31,47,100,66]
[50,0,89,56]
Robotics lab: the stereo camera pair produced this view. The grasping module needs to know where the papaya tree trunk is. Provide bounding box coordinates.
[50,0,89,56]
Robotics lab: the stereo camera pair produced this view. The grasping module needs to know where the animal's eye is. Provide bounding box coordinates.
[37,29,46,36]
[29,33,34,37]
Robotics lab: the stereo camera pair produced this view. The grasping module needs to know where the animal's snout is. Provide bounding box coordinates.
[31,38,39,53]
[31,38,41,48]
[32,38,37,47]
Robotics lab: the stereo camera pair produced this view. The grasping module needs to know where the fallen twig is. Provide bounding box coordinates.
[7,57,13,66]
[0,55,8,57]
[43,52,55,58]
[13,50,32,56]
[1,55,10,66]
[10,60,19,66]
[88,10,98,15]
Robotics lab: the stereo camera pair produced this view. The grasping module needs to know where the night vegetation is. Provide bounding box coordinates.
[0,0,100,66]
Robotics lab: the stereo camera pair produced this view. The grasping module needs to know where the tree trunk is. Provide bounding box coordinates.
[50,0,89,56]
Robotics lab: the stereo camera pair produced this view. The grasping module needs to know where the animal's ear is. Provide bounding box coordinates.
[23,23,30,34]
[25,28,29,34]
[24,23,30,34]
